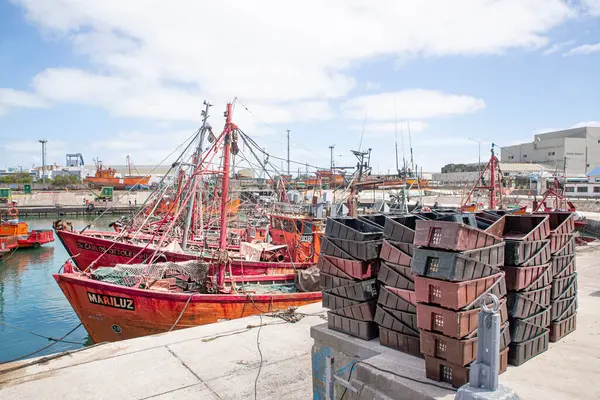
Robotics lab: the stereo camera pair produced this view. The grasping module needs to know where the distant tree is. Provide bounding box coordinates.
[51,174,81,187]
[0,172,33,184]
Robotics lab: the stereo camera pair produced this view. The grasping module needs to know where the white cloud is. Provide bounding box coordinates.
[365,81,381,91]
[571,121,600,128]
[341,90,485,120]
[582,0,600,16]
[8,0,574,121]
[0,88,47,115]
[564,43,600,56]
[542,40,575,55]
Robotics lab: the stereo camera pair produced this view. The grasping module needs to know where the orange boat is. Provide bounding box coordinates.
[85,157,150,190]
[54,102,323,343]
[1,206,54,248]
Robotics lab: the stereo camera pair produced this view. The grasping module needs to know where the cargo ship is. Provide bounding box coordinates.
[84,156,150,190]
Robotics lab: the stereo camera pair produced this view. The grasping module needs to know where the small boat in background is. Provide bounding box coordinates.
[84,156,150,190]
[0,235,19,259]
[1,205,54,249]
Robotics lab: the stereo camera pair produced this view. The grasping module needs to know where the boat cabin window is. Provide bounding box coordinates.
[303,222,313,234]
[271,217,284,231]
[283,219,295,232]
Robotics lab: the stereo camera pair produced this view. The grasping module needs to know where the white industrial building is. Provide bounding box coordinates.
[500,127,600,176]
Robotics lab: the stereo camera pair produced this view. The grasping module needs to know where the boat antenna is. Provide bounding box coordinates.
[358,112,367,151]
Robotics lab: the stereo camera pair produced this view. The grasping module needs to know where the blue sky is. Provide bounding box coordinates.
[1,0,600,174]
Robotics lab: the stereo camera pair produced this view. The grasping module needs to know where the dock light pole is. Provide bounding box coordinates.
[329,145,335,172]
[469,138,484,181]
[39,139,48,183]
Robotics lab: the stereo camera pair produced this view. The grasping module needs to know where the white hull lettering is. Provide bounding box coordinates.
[87,292,135,311]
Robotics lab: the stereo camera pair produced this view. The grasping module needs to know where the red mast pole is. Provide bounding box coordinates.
[217,103,234,290]
[489,149,496,209]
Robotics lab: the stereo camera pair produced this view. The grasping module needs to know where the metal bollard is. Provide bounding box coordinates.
[455,294,520,400]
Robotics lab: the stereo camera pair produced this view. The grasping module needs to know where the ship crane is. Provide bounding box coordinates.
[461,143,504,211]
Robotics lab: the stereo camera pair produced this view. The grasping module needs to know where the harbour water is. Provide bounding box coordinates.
[0,216,114,363]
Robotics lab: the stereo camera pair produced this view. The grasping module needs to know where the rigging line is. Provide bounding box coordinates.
[0,320,84,345]
[169,293,195,332]
[358,111,367,152]
[0,323,83,365]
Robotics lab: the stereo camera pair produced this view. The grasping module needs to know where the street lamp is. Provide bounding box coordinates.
[469,138,484,179]
[39,139,48,184]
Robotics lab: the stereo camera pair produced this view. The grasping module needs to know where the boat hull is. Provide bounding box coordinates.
[54,273,321,343]
[55,229,310,275]
[85,176,150,190]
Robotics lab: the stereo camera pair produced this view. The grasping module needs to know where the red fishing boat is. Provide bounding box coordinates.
[54,102,323,342]
[1,205,54,249]
[0,235,19,259]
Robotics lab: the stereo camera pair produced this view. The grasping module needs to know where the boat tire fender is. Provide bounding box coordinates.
[8,208,18,218]
[33,242,41,249]
[86,204,95,212]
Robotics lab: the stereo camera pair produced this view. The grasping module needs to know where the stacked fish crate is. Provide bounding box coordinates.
[545,212,578,342]
[411,220,510,388]
[319,217,383,340]
[374,215,424,357]
[492,215,553,366]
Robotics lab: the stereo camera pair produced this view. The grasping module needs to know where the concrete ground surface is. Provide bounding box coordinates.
[1,247,599,400]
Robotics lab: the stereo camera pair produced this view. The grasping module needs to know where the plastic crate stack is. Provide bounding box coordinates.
[411,219,510,388]
[545,212,578,342]
[494,214,553,366]
[374,215,424,357]
[319,217,383,341]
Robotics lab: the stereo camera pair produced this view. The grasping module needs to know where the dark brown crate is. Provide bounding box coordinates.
[379,327,422,358]
[327,312,379,340]
[327,237,382,261]
[325,217,383,241]
[507,285,551,319]
[378,285,417,313]
[322,291,359,310]
[414,272,506,310]
[374,306,420,337]
[389,241,415,256]
[510,307,551,343]
[326,278,378,302]
[541,212,575,236]
[321,254,378,280]
[549,313,576,342]
[383,215,424,244]
[416,298,508,339]
[508,330,549,366]
[550,234,573,255]
[414,220,502,251]
[386,286,417,305]
[551,273,577,300]
[411,244,504,282]
[377,262,415,290]
[425,348,509,388]
[504,239,551,267]
[380,240,412,266]
[381,306,419,331]
[555,236,575,257]
[321,237,354,260]
[501,263,553,292]
[319,271,355,290]
[420,323,510,366]
[317,256,354,280]
[330,299,377,322]
[487,214,550,241]
[381,261,413,282]
[552,255,576,278]
[551,295,577,322]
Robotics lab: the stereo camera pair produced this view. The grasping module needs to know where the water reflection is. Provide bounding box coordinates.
[0,216,114,362]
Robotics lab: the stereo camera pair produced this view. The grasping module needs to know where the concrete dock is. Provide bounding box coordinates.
[1,246,599,399]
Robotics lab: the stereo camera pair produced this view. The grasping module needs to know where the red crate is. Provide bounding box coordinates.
[414,220,502,251]
[507,285,551,319]
[552,255,576,278]
[330,299,377,322]
[321,254,378,280]
[555,237,575,257]
[379,327,422,357]
[488,214,550,241]
[322,292,358,310]
[374,306,419,337]
[510,307,551,343]
[425,347,509,388]
[380,240,412,266]
[549,313,576,342]
[420,323,510,366]
[550,234,573,255]
[378,285,417,313]
[327,312,379,340]
[317,256,354,280]
[508,330,549,366]
[414,272,506,310]
[538,212,575,236]
[377,262,415,290]
[551,273,577,301]
[501,263,553,292]
[551,295,577,322]
[504,239,551,267]
[416,299,508,339]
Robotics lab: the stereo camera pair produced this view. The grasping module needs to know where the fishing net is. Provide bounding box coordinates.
[92,260,210,289]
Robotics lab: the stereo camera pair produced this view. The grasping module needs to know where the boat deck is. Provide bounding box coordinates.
[1,245,600,399]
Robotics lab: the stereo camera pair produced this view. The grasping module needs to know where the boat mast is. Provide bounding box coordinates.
[182,101,212,250]
[217,103,235,290]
